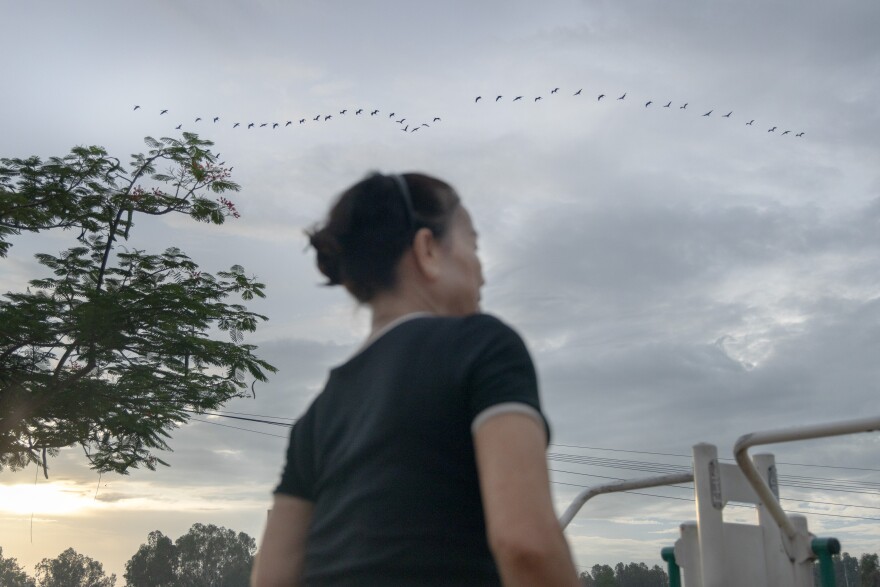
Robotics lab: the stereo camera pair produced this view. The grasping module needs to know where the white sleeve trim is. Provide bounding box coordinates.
[471,402,544,434]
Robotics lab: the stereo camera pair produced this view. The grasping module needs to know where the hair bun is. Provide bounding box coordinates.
[308,227,344,285]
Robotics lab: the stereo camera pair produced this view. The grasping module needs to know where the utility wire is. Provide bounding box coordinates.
[550,442,880,474]
[188,417,288,439]
[188,411,879,475]
[187,410,880,519]
[182,409,294,427]
[549,468,880,511]
[550,481,880,522]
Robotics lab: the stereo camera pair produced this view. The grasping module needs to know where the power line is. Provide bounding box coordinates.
[550,442,880,474]
[549,469,880,511]
[188,417,288,439]
[546,453,880,495]
[550,481,880,522]
[183,411,880,498]
[196,408,297,422]
[182,409,294,427]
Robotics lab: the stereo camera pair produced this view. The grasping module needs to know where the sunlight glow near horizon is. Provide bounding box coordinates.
[0,482,97,516]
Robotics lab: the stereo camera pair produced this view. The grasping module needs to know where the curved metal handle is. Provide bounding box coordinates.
[559,473,694,530]
[733,415,880,548]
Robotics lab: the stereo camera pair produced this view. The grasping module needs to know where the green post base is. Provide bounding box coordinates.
[661,547,681,587]
[812,537,841,587]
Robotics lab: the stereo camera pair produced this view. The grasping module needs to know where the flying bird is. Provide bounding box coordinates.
[396,118,405,124]
[617,93,626,100]
[340,109,347,115]
[475,96,482,103]
[402,125,409,131]
[496,95,502,101]
[195,117,202,122]
[723,112,732,118]
[272,123,279,128]
[597,94,605,101]
[551,88,559,94]
[313,115,320,121]
[781,130,790,135]
[664,101,671,108]
[513,96,523,101]
[680,103,688,109]
[325,115,332,120]
[260,123,268,127]
[702,110,712,117]
[356,109,363,114]
[645,101,652,107]
[213,117,219,123]
[388,112,395,117]
[299,119,305,124]
[248,123,255,129]
[233,122,240,128]
[768,126,777,132]
[534,96,542,102]
[796,132,804,137]
[160,109,168,115]
[433,117,441,122]
[175,124,182,129]
[133,105,140,111]
[371,109,379,115]
[574,89,582,96]
[285,121,292,126]
[422,123,429,127]
[411,127,419,132]
[746,120,754,125]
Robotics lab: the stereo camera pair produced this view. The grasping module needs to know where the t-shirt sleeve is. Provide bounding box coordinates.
[461,313,551,443]
[274,402,318,500]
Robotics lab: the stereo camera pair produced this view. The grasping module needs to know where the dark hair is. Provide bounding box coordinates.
[305,172,462,303]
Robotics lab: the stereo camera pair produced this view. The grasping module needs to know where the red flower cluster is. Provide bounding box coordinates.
[217,196,241,219]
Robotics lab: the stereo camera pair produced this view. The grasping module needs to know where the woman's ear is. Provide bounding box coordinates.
[410,227,442,281]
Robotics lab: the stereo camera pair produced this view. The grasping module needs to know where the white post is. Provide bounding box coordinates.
[692,443,726,587]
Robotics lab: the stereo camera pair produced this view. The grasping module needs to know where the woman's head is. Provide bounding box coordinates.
[306,172,483,314]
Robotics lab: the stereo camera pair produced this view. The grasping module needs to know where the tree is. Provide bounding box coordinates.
[0,134,276,476]
[615,561,668,587]
[174,523,255,587]
[591,564,618,587]
[34,548,115,587]
[861,553,880,587]
[123,530,178,587]
[0,546,36,587]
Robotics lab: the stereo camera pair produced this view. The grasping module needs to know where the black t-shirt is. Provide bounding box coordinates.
[275,312,551,586]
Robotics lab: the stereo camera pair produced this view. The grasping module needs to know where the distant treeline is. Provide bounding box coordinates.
[578,552,880,587]
[3,531,879,586]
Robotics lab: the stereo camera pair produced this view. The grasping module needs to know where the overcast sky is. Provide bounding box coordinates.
[2,0,880,581]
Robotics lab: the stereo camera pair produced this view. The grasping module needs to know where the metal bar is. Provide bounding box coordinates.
[661,547,682,587]
[558,472,694,530]
[733,415,880,541]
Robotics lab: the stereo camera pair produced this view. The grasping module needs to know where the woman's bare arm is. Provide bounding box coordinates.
[474,412,580,587]
[250,494,314,587]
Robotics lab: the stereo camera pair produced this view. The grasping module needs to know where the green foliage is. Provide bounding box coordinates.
[579,561,668,587]
[121,523,257,587]
[0,134,277,476]
[861,553,880,587]
[123,530,178,587]
[0,546,36,587]
[34,548,115,587]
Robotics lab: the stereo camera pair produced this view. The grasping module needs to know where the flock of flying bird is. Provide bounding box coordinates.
[474,88,805,136]
[133,87,804,137]
[132,104,440,133]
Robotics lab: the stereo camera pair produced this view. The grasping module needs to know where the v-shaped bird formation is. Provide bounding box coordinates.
[134,104,441,134]
[132,86,805,139]
[471,88,805,137]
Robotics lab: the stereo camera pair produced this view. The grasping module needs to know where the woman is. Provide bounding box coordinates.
[251,173,579,586]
